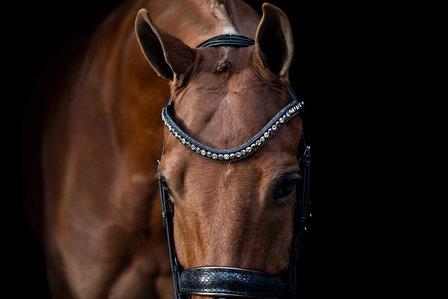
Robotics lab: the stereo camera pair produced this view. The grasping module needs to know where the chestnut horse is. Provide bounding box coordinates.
[35,0,308,298]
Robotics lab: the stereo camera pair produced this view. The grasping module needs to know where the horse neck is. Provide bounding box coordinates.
[145,0,260,46]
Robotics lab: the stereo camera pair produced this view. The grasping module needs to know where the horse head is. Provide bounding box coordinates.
[135,3,307,298]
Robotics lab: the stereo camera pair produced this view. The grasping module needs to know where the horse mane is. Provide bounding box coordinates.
[209,0,239,73]
[210,0,239,35]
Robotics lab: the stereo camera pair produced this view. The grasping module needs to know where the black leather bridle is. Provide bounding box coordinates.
[157,34,312,298]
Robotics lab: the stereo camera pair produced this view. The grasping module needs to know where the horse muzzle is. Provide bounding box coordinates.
[179,266,288,298]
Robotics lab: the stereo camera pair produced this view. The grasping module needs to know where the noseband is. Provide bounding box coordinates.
[158,34,312,298]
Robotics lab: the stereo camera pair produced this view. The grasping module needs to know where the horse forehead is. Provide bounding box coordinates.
[184,49,270,105]
[164,140,299,181]
[194,46,252,75]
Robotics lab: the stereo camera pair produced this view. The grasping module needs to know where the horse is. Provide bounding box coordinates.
[29,0,310,298]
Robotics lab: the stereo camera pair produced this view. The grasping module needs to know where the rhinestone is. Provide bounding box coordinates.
[190,144,196,151]
[279,117,285,123]
[235,152,242,158]
[256,140,261,146]
[260,137,265,142]
[272,125,277,131]
[218,154,224,160]
[201,150,206,156]
[181,138,186,144]
[196,147,201,153]
[212,153,218,159]
[230,153,235,160]
[286,112,291,117]
[207,152,212,158]
[276,121,280,127]
[241,150,246,155]
[268,129,272,134]
[224,154,230,160]
[186,142,190,146]
[251,144,256,149]
[246,147,252,153]
[264,132,269,138]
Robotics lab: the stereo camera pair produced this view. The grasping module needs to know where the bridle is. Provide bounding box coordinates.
[157,34,312,298]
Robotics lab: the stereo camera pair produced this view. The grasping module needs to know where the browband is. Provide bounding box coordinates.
[161,97,303,162]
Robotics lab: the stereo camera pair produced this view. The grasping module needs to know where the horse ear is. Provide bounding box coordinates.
[135,9,195,81]
[253,4,294,77]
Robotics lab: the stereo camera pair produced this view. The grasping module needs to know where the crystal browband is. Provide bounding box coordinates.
[161,97,303,162]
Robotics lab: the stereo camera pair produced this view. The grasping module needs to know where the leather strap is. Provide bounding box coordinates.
[197,34,255,48]
[179,267,288,297]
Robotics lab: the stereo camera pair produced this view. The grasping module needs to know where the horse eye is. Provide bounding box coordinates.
[274,174,301,203]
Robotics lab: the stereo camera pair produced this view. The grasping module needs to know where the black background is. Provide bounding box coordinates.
[7,0,407,298]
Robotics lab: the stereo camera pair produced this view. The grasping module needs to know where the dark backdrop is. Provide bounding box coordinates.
[7,1,394,298]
